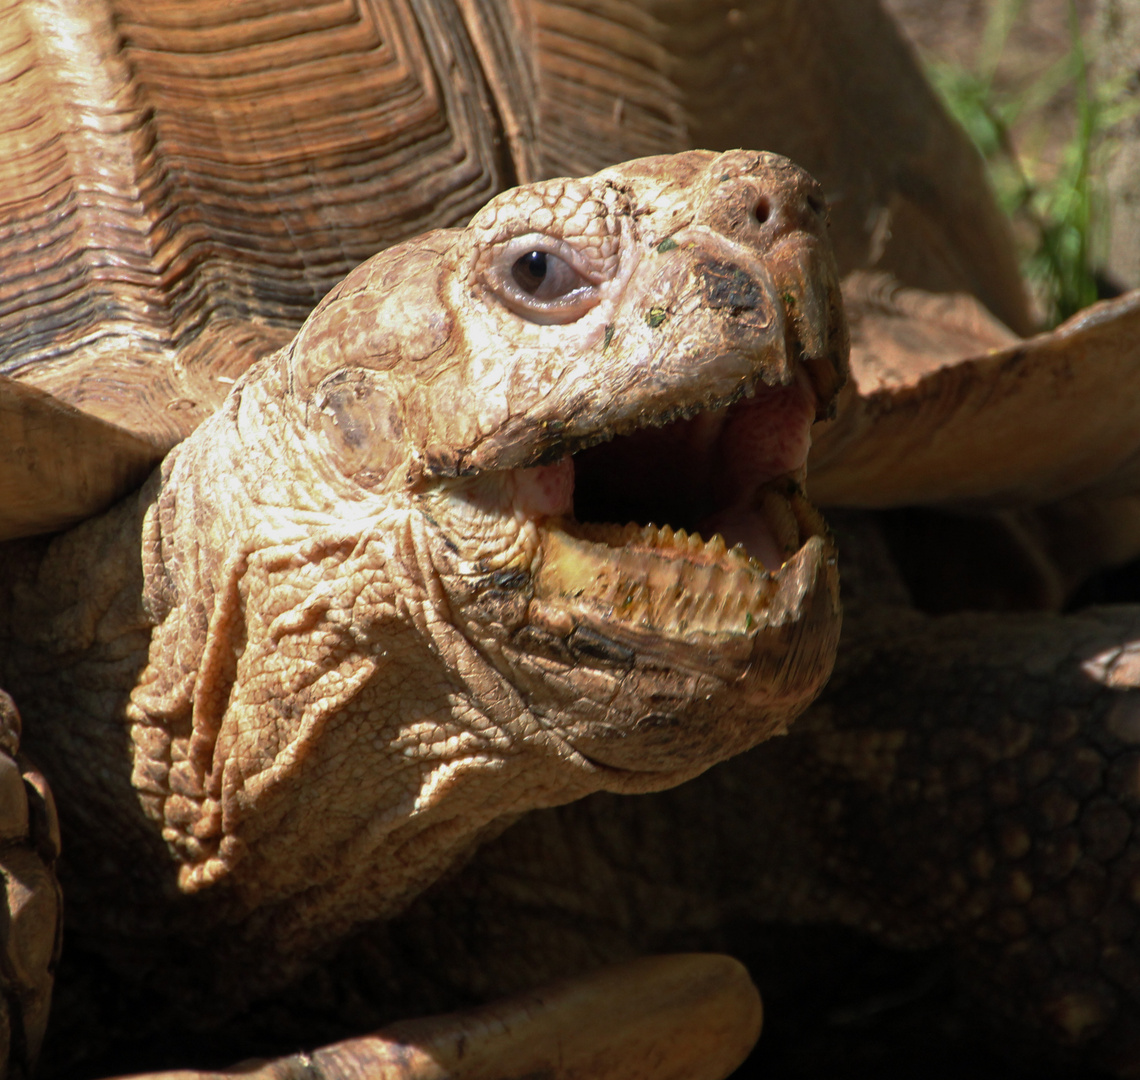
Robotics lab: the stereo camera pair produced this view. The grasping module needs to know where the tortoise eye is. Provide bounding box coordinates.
[511,250,589,300]
[485,236,601,325]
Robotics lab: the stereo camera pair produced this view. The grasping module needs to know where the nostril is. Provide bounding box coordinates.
[806,193,825,216]
[753,196,771,225]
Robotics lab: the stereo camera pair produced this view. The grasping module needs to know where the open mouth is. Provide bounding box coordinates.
[520,356,837,648]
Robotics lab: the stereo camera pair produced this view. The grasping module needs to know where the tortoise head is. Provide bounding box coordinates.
[132,150,847,940]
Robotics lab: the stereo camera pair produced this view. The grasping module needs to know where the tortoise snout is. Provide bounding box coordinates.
[698,150,829,248]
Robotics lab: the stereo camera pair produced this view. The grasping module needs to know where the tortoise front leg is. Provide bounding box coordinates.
[775,602,1140,1074]
[116,954,760,1080]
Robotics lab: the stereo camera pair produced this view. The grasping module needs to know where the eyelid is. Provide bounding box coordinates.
[482,233,605,325]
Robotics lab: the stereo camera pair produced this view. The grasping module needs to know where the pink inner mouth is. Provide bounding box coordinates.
[514,456,576,517]
[512,372,818,572]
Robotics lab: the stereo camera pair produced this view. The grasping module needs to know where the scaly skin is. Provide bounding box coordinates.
[0,151,846,1038]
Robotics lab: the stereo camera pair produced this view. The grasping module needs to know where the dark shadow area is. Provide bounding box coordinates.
[727,926,1108,1079]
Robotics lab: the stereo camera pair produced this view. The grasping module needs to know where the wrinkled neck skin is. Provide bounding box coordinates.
[124,355,620,961]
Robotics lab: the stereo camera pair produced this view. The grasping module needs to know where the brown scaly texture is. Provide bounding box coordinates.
[0,151,846,1066]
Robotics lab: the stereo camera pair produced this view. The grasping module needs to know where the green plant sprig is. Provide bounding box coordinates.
[923,0,1133,326]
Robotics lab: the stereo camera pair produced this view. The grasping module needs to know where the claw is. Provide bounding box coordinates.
[118,953,762,1080]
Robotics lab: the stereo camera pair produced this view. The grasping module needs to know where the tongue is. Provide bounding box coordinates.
[699,503,785,572]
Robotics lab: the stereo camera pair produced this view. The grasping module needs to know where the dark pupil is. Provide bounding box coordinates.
[512,251,548,294]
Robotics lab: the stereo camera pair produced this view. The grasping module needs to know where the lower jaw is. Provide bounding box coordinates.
[532,478,832,643]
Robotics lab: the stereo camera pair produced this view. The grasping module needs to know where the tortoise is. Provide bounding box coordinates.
[3,1,1140,1078]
